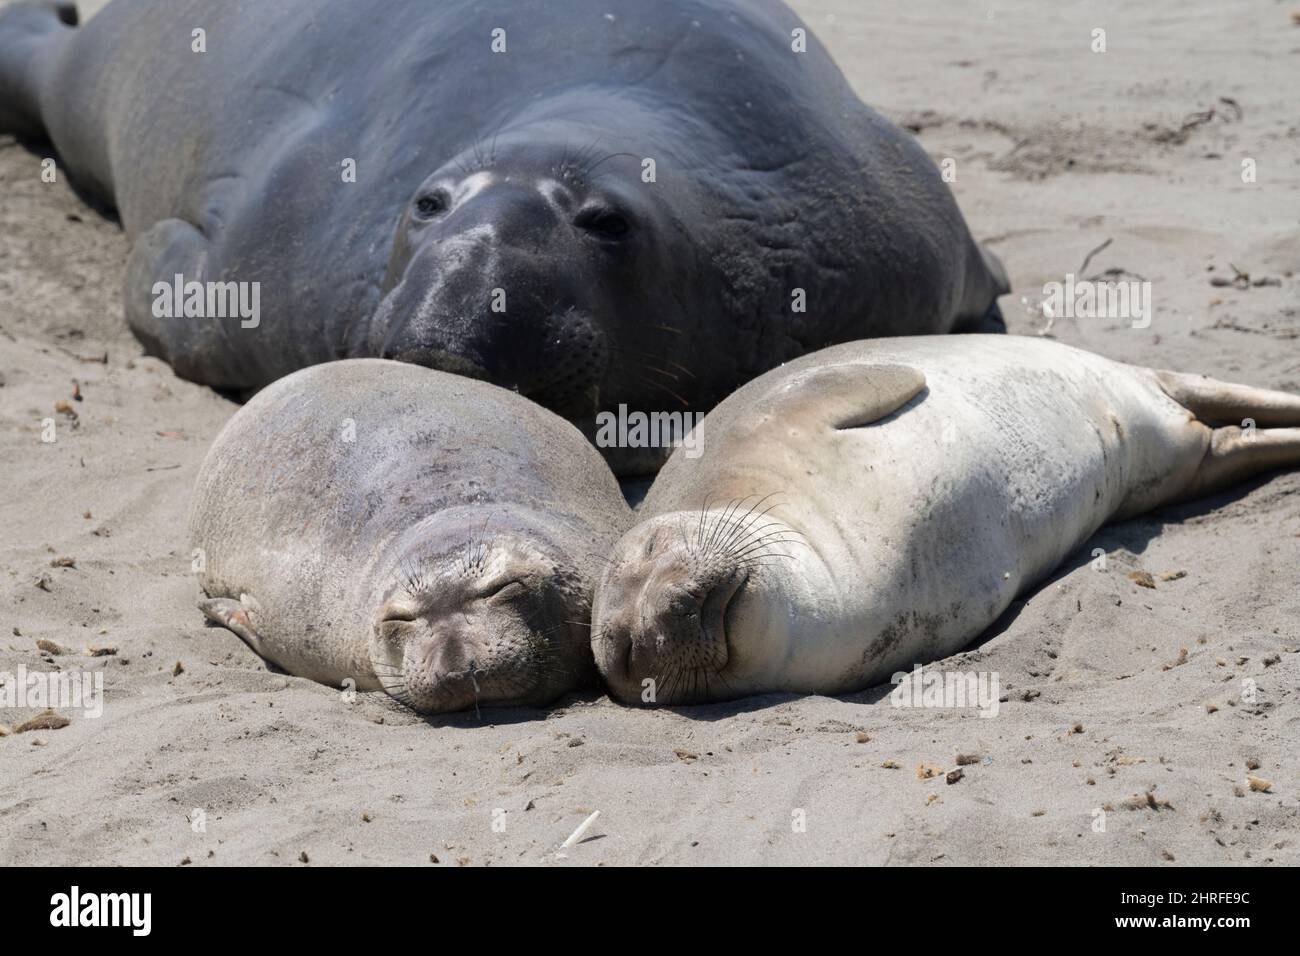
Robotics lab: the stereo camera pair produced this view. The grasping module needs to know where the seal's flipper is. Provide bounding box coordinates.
[0,1,76,139]
[771,363,927,431]
[980,244,1011,297]
[125,219,255,390]
[954,300,1007,334]
[952,243,1010,333]
[1155,369,1300,428]
[1176,426,1300,503]
[199,596,271,660]
[1150,369,1300,503]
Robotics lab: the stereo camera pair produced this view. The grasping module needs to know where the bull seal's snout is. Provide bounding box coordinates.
[370,180,610,408]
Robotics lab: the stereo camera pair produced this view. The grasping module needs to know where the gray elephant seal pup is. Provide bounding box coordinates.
[0,0,1006,473]
[592,336,1300,704]
[189,359,630,714]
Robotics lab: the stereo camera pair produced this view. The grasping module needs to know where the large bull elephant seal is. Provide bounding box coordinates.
[189,359,631,714]
[591,336,1300,704]
[0,0,1008,473]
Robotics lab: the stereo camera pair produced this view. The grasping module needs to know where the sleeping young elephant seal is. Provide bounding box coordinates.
[591,336,1300,704]
[189,360,630,714]
[0,0,1006,473]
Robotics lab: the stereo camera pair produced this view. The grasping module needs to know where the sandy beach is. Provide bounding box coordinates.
[1,0,1297,865]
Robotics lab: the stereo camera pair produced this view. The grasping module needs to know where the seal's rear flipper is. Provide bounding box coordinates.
[199,596,272,661]
[770,363,927,432]
[1176,426,1300,503]
[1154,370,1300,501]
[0,1,76,139]
[1155,369,1300,428]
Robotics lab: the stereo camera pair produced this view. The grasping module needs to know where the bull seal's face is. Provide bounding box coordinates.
[368,137,676,419]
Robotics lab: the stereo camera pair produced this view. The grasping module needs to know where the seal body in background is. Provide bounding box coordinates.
[0,0,1008,473]
[591,336,1300,704]
[189,359,631,714]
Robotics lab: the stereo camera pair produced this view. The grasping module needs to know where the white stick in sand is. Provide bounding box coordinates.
[559,810,601,850]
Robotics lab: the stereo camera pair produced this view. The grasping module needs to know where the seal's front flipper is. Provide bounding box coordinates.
[199,595,271,661]
[768,363,927,432]
[952,243,1010,333]
[125,218,256,390]
[0,1,76,138]
[954,300,1006,334]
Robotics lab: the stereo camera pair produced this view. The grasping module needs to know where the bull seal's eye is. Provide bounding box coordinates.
[575,205,631,241]
[414,192,448,219]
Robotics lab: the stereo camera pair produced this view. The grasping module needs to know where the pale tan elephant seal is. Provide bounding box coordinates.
[591,335,1300,704]
[190,359,630,713]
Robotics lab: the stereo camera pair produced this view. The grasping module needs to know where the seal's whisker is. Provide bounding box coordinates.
[692,496,715,555]
[723,523,791,557]
[694,499,728,558]
[728,510,789,538]
[657,663,682,706]
[738,553,796,568]
[631,373,690,408]
[584,150,640,178]
[729,537,805,563]
[713,494,774,555]
[705,497,748,556]
[721,497,788,550]
[727,525,800,551]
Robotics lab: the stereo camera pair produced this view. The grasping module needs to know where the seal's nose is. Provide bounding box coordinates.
[621,561,748,699]
[460,182,562,249]
[372,214,606,409]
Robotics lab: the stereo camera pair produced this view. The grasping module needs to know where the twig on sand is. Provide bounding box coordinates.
[1077,237,1113,276]
[558,810,601,851]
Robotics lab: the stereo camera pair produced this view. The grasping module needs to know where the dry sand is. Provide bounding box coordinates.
[1,0,1297,865]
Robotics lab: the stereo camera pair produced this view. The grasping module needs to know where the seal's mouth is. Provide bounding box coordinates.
[406,659,541,714]
[371,633,551,715]
[371,293,607,412]
[384,346,492,382]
